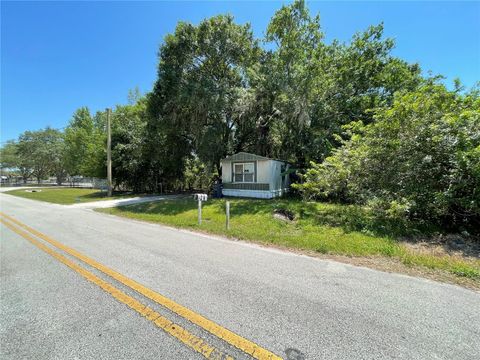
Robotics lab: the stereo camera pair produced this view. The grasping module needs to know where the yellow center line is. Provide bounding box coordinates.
[0,217,232,360]
[0,212,282,360]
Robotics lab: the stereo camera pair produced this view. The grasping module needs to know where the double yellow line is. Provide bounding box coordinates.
[0,212,281,360]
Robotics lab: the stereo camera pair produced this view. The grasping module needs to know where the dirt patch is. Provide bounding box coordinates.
[400,234,480,260]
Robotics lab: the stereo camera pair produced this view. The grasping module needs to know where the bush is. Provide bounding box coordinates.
[294,84,480,232]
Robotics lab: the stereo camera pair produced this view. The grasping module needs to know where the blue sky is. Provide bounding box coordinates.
[2,1,479,142]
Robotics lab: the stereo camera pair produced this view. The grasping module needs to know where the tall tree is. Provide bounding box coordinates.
[259,0,422,165]
[146,14,261,189]
[111,98,148,192]
[309,23,422,156]
[16,128,66,184]
[264,0,325,163]
[64,107,106,178]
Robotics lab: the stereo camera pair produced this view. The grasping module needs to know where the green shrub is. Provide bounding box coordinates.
[294,84,480,233]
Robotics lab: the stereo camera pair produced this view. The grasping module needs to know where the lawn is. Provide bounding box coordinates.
[5,187,137,205]
[99,198,480,282]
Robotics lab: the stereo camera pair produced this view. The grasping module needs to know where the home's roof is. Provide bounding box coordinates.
[221,152,287,163]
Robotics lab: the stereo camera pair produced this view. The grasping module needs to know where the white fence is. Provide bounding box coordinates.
[0,176,108,190]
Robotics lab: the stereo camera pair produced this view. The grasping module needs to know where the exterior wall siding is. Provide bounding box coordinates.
[223,183,269,191]
[256,160,270,183]
[222,189,278,199]
[222,188,287,199]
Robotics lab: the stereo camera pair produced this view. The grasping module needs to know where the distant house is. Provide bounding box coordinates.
[220,152,290,199]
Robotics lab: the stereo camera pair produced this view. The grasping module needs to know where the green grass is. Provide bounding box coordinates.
[5,187,137,205]
[98,198,480,280]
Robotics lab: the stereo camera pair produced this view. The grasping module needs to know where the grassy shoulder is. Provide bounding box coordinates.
[4,187,138,205]
[97,198,480,286]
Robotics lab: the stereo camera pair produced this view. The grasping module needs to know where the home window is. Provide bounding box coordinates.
[233,162,255,183]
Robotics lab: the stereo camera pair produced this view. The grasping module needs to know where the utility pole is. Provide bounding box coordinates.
[106,108,112,197]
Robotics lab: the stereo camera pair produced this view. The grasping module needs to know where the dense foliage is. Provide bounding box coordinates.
[64,107,106,178]
[294,84,480,230]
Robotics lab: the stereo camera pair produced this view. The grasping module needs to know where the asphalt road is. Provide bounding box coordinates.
[1,193,479,360]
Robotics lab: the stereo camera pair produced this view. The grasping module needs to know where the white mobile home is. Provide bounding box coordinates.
[220,152,290,199]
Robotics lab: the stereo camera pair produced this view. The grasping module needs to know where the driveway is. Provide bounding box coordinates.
[68,195,183,209]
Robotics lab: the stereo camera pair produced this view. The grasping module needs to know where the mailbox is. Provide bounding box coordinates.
[194,193,208,201]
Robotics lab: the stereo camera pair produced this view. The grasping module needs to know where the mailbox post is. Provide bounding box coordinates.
[194,193,208,225]
[198,196,202,225]
[226,200,230,230]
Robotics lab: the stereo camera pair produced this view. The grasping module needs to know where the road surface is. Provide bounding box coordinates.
[1,193,479,359]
